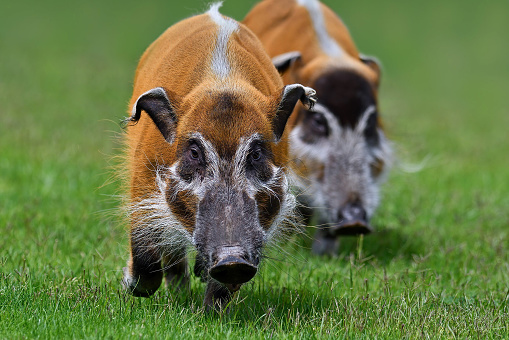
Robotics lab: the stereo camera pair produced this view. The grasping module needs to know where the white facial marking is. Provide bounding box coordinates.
[355,105,376,133]
[233,134,260,193]
[265,171,298,243]
[168,132,220,200]
[121,266,135,291]
[135,131,297,250]
[289,103,339,164]
[207,2,239,79]
[127,168,193,257]
[296,0,344,57]
[232,135,297,242]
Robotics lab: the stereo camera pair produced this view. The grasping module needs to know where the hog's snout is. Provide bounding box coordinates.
[333,202,372,236]
[209,246,258,285]
[209,257,257,285]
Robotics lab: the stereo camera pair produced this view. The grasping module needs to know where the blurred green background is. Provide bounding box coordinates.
[1,0,508,338]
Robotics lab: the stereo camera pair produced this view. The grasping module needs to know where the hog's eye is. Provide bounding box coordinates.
[186,142,204,165]
[246,143,272,182]
[309,112,329,136]
[190,147,200,160]
[250,147,262,162]
[247,143,266,166]
[178,141,206,182]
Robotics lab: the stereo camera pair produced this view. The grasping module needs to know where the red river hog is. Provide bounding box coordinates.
[121,3,316,309]
[244,0,392,255]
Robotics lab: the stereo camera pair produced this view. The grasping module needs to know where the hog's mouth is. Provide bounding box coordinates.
[328,220,373,236]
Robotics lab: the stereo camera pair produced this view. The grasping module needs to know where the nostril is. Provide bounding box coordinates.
[208,246,258,284]
[209,255,257,284]
[339,203,367,222]
[353,205,367,221]
[334,202,372,235]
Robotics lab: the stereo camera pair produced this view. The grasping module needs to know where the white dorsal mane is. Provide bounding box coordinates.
[296,0,343,57]
[207,2,239,79]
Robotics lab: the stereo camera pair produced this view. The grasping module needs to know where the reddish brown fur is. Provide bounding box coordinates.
[243,0,381,126]
[127,14,288,224]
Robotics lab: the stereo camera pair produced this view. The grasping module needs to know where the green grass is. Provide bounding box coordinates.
[1,0,508,338]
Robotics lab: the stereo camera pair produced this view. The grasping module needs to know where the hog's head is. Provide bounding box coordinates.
[275,54,392,248]
[128,84,316,291]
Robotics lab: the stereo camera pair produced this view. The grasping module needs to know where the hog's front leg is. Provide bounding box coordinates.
[162,251,189,291]
[311,228,340,256]
[122,239,163,297]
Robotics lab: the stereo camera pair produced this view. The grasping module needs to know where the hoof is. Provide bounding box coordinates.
[122,267,160,297]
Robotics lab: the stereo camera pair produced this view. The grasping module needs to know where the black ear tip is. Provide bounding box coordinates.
[129,87,177,143]
[272,84,318,142]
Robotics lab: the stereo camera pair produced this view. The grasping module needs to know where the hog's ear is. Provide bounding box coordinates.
[127,87,178,143]
[360,54,382,88]
[272,51,302,75]
[272,84,317,141]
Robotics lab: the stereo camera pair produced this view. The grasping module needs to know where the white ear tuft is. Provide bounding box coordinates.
[301,86,317,110]
[272,51,302,74]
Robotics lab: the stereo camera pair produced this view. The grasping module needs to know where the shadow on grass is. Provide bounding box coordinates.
[339,227,425,264]
[119,277,339,319]
[161,280,345,330]
[298,225,426,265]
[109,226,426,329]
[224,286,339,326]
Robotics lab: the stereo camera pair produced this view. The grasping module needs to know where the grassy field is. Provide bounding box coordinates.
[1,0,508,338]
